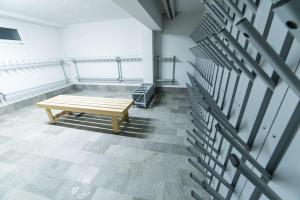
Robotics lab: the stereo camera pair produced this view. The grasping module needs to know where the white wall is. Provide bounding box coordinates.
[0,17,65,95]
[141,27,154,84]
[62,18,152,84]
[0,10,207,96]
[154,11,205,87]
[0,18,63,60]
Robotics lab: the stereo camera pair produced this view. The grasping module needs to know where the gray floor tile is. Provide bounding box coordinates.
[0,150,27,164]
[96,134,121,145]
[91,188,132,200]
[2,189,52,200]
[38,158,72,178]
[82,141,110,154]
[176,169,199,188]
[119,137,147,148]
[0,167,37,189]
[19,151,42,161]
[0,136,10,144]
[0,185,12,199]
[144,141,172,153]
[91,170,130,193]
[170,108,187,114]
[23,173,65,199]
[54,180,96,200]
[0,90,202,200]
[163,183,188,200]
[42,127,65,135]
[64,164,99,184]
[0,162,16,180]
[171,144,191,156]
[125,176,164,199]
[132,197,149,200]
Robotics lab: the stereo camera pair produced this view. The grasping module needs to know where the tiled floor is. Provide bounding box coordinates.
[0,89,210,200]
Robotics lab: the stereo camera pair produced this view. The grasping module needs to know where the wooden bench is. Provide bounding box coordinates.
[37,95,134,133]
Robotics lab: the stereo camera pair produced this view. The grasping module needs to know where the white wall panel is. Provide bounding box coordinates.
[154,12,205,87]
[62,18,145,83]
[0,17,65,98]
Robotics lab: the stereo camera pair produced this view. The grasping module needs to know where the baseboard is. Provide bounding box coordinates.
[75,84,137,93]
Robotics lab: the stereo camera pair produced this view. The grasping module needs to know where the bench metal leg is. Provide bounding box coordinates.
[45,109,55,123]
[112,116,119,133]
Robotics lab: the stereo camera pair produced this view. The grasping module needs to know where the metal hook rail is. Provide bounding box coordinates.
[156,56,177,85]
[71,56,143,83]
[0,59,69,105]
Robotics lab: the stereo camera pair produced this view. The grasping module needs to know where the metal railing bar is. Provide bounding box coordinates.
[220,28,276,91]
[213,35,254,80]
[215,124,272,179]
[197,157,234,191]
[235,80,253,130]
[187,137,225,169]
[188,158,211,179]
[201,0,226,26]
[230,154,281,200]
[187,130,220,154]
[194,177,226,200]
[191,190,205,200]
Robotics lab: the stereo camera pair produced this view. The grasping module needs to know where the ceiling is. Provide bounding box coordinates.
[0,0,131,25]
[160,0,205,14]
[160,0,205,19]
[175,0,205,13]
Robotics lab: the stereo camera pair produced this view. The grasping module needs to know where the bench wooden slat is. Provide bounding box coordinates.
[38,102,124,116]
[55,97,132,106]
[38,101,124,113]
[43,99,128,110]
[58,95,133,103]
[53,97,131,106]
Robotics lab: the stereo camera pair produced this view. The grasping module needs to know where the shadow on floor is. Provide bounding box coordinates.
[53,113,156,139]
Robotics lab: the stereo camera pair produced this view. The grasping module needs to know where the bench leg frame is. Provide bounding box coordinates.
[124,111,129,122]
[112,116,119,133]
[45,108,128,134]
[45,109,55,123]
[45,109,69,124]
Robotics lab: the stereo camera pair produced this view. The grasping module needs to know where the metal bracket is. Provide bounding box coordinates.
[272,0,300,42]
[0,92,6,104]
